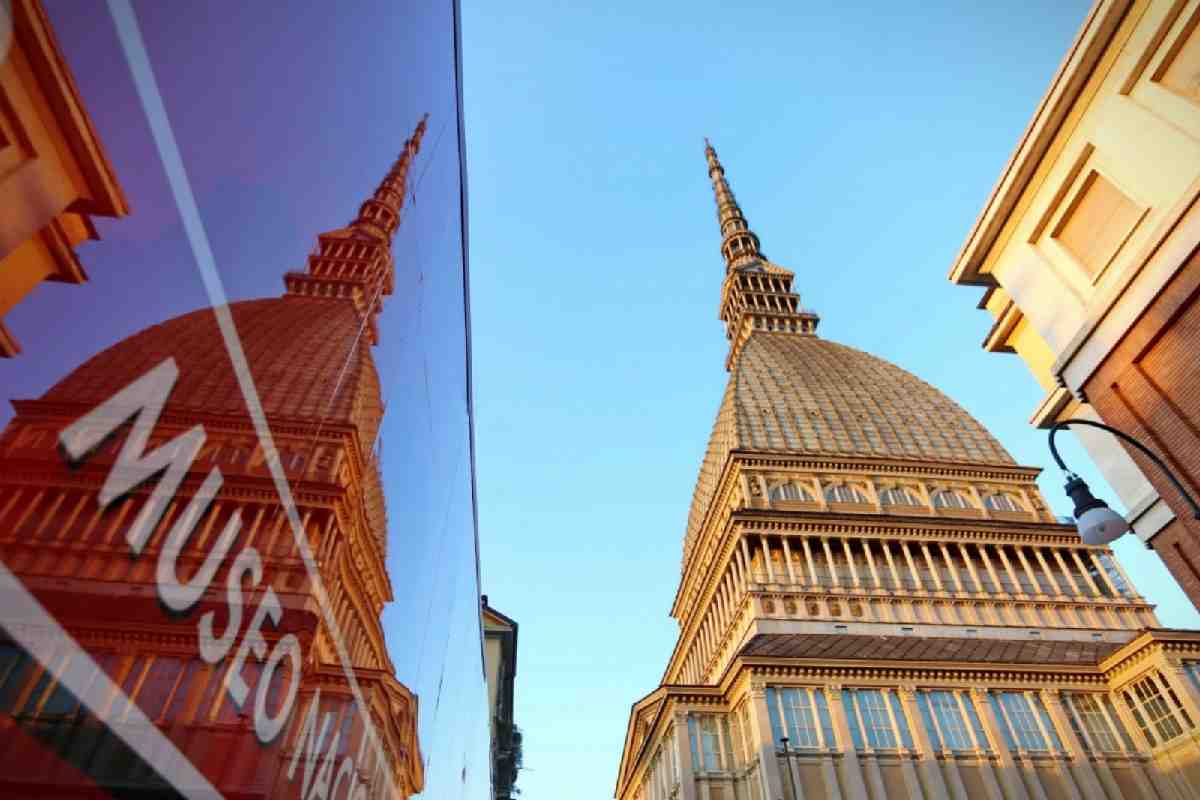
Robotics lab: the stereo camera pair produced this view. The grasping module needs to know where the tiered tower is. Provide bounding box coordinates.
[0,119,429,798]
[615,144,1200,800]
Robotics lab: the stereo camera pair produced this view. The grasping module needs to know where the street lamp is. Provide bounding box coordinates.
[779,736,796,800]
[1048,419,1200,545]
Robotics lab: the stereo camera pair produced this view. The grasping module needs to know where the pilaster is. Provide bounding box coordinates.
[897,686,950,800]
[970,688,1030,800]
[674,711,699,800]
[1038,690,1101,800]
[746,684,785,800]
[825,685,869,800]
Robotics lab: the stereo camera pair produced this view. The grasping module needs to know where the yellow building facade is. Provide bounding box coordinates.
[948,0,1200,595]
[615,143,1200,800]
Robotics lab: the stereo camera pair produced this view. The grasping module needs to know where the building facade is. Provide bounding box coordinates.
[614,143,1200,800]
[0,119,428,797]
[0,0,129,358]
[948,0,1200,606]
[482,596,519,800]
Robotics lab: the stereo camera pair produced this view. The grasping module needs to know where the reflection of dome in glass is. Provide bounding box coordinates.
[43,296,382,448]
[686,332,1014,559]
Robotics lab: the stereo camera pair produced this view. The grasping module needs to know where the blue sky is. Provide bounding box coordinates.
[461,2,1200,798]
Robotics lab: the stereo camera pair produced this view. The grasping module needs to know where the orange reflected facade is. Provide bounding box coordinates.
[0,115,428,798]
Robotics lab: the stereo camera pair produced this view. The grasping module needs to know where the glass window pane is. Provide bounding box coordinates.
[998,693,1047,750]
[929,691,971,750]
[815,689,834,748]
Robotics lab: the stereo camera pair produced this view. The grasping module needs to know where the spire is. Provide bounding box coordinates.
[705,139,819,370]
[284,114,429,345]
[705,138,762,270]
[352,113,429,242]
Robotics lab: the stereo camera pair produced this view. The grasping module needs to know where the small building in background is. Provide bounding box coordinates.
[482,595,519,799]
[0,0,128,357]
[949,0,1200,608]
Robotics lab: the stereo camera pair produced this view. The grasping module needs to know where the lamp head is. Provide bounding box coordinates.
[1064,474,1130,545]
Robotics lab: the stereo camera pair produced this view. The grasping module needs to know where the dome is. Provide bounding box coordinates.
[44,296,383,448]
[684,332,1014,562]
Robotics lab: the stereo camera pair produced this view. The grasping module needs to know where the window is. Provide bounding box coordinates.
[766,687,834,750]
[769,482,811,502]
[1064,693,1125,753]
[843,689,912,751]
[826,484,868,504]
[879,486,919,507]
[990,692,1062,752]
[1123,672,1192,747]
[687,713,729,771]
[932,489,971,510]
[916,690,985,751]
[984,493,1022,512]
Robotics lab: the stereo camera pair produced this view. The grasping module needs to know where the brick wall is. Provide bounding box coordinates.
[1084,244,1200,610]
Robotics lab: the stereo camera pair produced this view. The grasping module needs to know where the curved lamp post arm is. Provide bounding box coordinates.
[1048,419,1200,520]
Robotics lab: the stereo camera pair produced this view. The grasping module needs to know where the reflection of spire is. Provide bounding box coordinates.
[705,139,762,270]
[352,113,429,242]
[284,114,429,344]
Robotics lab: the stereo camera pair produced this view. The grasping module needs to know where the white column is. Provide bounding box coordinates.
[996,547,1025,596]
[842,539,861,588]
[940,543,965,594]
[1070,550,1102,597]
[1087,551,1118,597]
[822,538,840,589]
[802,537,819,585]
[1015,547,1044,596]
[977,544,1003,595]
[1033,548,1064,597]
[1109,555,1139,599]
[740,538,755,586]
[901,542,924,592]
[1052,550,1083,596]
[732,545,746,592]
[958,543,984,595]
[882,542,903,591]
[862,540,882,590]
[921,542,946,592]
[760,535,776,583]
[781,537,798,584]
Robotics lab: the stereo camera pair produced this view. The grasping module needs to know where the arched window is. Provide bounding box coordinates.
[879,486,918,507]
[932,489,971,510]
[984,493,1022,512]
[769,482,811,502]
[825,484,868,504]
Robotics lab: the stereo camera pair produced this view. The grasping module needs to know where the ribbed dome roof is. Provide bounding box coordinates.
[44,296,383,448]
[684,332,1014,563]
